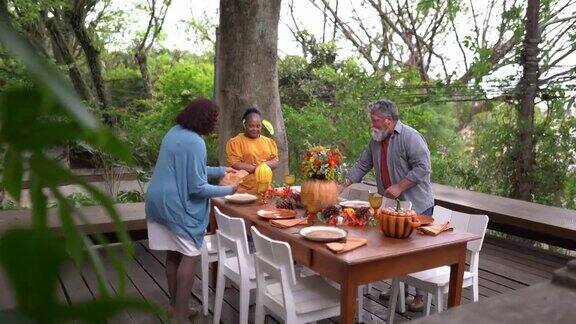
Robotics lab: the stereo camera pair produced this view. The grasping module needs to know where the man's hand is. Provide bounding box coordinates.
[225,167,237,173]
[342,178,352,188]
[339,178,352,194]
[384,183,403,199]
[230,183,239,193]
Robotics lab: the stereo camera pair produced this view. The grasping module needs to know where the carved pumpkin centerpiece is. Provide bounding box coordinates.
[378,199,420,238]
[300,146,344,223]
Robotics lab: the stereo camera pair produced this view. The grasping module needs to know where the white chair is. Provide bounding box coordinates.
[387,211,489,324]
[200,234,218,315]
[213,207,256,324]
[251,226,340,324]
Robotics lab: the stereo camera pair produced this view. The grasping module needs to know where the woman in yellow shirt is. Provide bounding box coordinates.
[226,108,279,192]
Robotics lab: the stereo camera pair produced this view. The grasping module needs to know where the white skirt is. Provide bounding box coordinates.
[147,221,201,257]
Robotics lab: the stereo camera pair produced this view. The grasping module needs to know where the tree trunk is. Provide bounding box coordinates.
[46,16,93,102]
[135,50,153,98]
[216,0,289,180]
[66,9,109,110]
[513,0,540,201]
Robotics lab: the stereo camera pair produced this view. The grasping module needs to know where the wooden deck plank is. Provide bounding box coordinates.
[0,203,146,236]
[79,251,135,324]
[485,237,570,267]
[3,235,570,323]
[138,242,242,323]
[480,252,553,281]
[481,247,558,278]
[0,266,16,310]
[482,245,562,273]
[59,260,94,304]
[99,249,156,324]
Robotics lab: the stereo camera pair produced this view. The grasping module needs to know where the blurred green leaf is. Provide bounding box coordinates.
[29,172,47,229]
[52,190,85,267]
[29,154,134,292]
[2,147,23,203]
[0,229,65,320]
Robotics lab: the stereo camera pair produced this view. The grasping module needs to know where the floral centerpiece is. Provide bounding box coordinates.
[300,146,344,223]
[301,146,344,181]
[318,206,379,228]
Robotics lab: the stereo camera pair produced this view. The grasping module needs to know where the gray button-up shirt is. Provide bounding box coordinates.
[347,121,434,213]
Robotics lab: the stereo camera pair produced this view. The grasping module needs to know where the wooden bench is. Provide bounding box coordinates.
[0,202,147,237]
[342,182,576,250]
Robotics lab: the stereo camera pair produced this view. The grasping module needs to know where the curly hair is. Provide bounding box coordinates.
[175,97,219,135]
[242,107,261,121]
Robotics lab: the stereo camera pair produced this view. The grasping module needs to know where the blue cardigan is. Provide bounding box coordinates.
[145,125,234,248]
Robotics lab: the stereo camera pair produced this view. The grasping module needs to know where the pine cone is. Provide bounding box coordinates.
[323,205,341,218]
[356,207,372,220]
[292,192,303,208]
[276,197,296,210]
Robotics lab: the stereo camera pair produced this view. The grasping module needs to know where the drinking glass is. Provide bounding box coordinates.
[284,174,295,187]
[369,192,383,216]
[257,182,270,204]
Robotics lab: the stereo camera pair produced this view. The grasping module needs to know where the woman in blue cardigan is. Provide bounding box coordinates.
[145,97,238,322]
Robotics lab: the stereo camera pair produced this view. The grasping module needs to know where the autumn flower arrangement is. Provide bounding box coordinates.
[301,146,344,182]
[317,206,378,228]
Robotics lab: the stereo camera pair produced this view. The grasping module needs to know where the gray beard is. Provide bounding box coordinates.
[371,128,389,141]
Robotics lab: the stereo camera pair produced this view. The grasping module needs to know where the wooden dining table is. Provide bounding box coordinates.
[210,198,480,324]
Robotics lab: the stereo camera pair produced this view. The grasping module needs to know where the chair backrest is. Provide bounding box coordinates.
[450,212,489,253]
[341,187,371,201]
[432,205,453,224]
[251,226,297,317]
[250,226,297,286]
[214,207,251,264]
[383,197,412,210]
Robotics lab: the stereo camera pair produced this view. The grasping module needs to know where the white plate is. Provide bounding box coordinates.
[299,226,347,242]
[274,186,301,193]
[256,209,297,219]
[339,200,370,209]
[224,193,258,204]
[290,186,301,193]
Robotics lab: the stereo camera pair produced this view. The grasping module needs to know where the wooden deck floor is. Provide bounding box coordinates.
[0,235,571,323]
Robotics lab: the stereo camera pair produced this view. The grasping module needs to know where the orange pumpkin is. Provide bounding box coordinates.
[378,207,420,239]
[300,179,339,223]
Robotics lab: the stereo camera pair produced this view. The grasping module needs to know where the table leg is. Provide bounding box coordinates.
[340,277,357,324]
[447,244,466,308]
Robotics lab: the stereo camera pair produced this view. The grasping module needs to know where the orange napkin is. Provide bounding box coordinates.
[220,169,249,186]
[270,218,307,228]
[417,222,454,236]
[326,238,367,254]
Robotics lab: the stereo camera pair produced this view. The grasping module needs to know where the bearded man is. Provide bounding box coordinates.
[343,99,434,312]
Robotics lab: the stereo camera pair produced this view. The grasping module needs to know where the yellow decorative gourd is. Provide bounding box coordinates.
[254,163,273,183]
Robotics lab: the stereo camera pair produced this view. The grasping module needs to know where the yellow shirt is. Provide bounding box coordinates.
[226,133,279,192]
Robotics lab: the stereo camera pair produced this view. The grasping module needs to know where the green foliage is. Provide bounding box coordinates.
[0,14,160,322]
[279,56,466,186]
[0,199,16,210]
[156,58,214,104]
[65,192,97,207]
[116,190,145,203]
[119,55,217,171]
[468,98,576,208]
